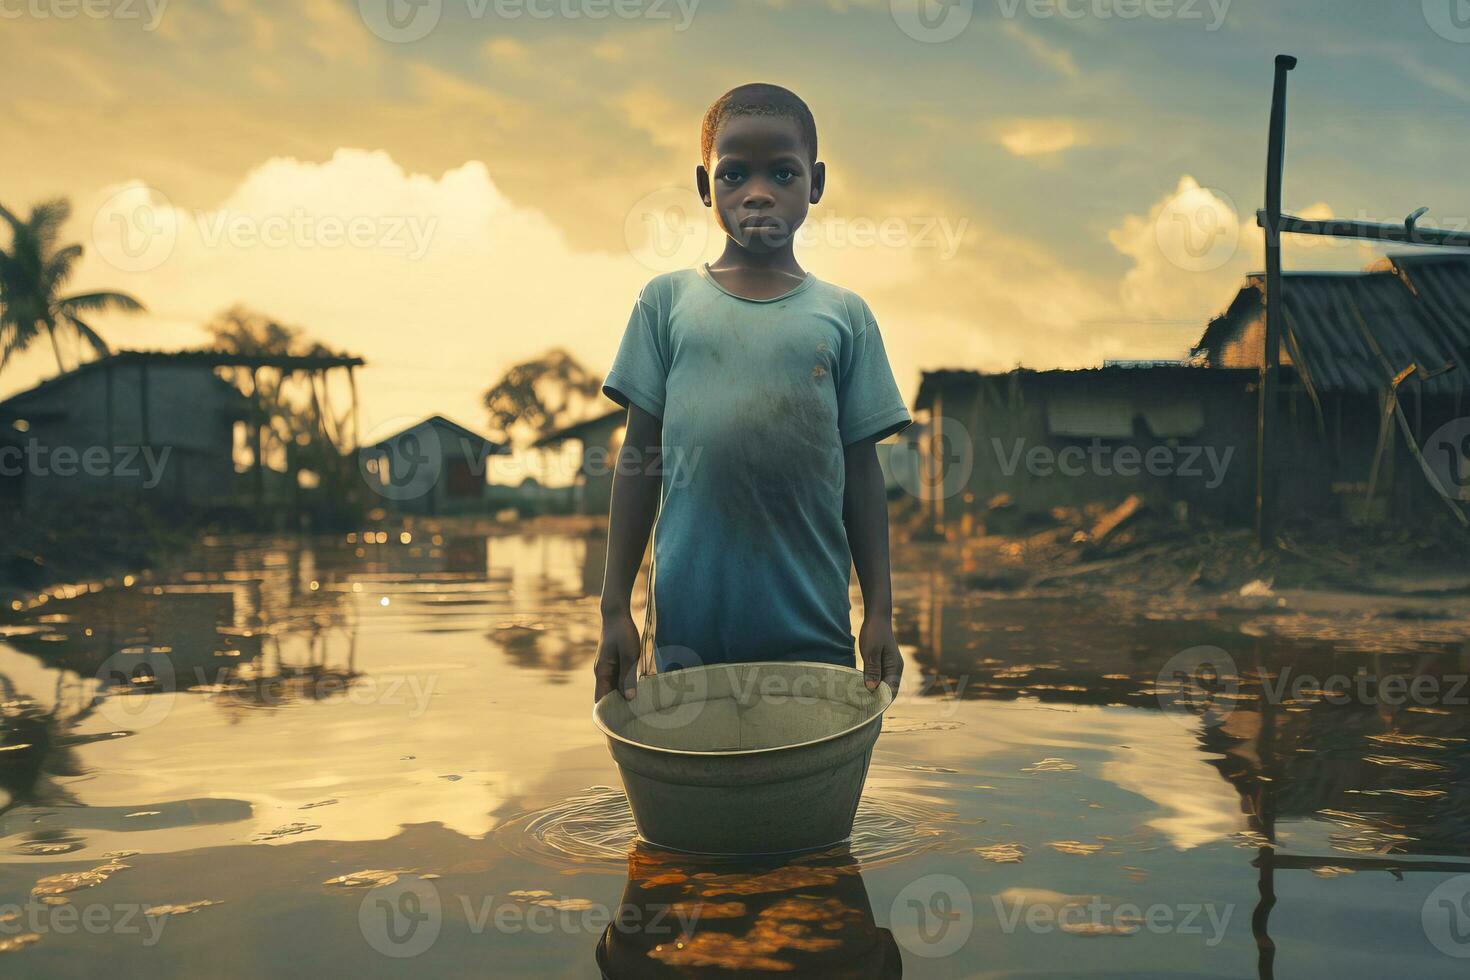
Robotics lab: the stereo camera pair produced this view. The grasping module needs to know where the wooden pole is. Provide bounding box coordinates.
[1258,210,1470,249]
[139,361,151,448]
[1257,54,1296,549]
[252,367,265,511]
[104,360,115,448]
[348,366,360,453]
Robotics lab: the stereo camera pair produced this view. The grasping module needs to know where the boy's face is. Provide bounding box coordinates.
[697,113,825,255]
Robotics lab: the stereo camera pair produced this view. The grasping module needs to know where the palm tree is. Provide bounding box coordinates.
[0,198,146,373]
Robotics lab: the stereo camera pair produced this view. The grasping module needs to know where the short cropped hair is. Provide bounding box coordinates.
[700,83,818,166]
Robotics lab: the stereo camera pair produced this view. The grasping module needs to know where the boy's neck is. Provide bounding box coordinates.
[709,240,803,277]
[705,242,807,299]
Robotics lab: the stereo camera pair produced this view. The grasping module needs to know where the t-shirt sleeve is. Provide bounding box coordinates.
[603,285,668,419]
[838,303,912,446]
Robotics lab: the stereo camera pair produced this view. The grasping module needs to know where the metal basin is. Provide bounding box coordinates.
[593,661,892,855]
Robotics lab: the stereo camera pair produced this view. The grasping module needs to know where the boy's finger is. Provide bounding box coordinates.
[594,652,616,702]
[862,650,882,690]
[619,645,639,700]
[882,645,903,696]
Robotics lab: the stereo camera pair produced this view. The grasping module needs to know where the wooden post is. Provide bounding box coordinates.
[931,390,944,535]
[139,360,151,448]
[252,367,265,511]
[104,360,115,448]
[348,366,360,453]
[1257,54,1297,549]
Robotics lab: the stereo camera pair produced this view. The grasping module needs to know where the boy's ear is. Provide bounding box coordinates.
[695,165,712,207]
[809,161,826,206]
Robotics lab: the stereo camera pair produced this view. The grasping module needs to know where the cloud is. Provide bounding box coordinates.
[994,117,1095,157]
[71,149,654,435]
[1000,21,1081,79]
[484,36,530,64]
[1109,175,1362,330]
[1109,175,1253,323]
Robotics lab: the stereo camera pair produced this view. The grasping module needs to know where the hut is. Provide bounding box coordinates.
[911,253,1470,535]
[911,365,1257,534]
[1195,254,1470,521]
[532,409,625,515]
[0,352,253,508]
[360,415,509,516]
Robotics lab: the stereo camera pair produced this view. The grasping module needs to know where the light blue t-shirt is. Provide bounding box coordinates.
[603,266,912,671]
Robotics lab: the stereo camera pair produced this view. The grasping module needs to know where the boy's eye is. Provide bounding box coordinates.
[773,168,796,183]
[718,171,744,186]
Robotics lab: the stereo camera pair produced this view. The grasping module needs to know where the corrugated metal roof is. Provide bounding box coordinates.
[1388,253,1470,352]
[366,415,508,455]
[0,348,365,410]
[1278,269,1464,395]
[1199,257,1470,395]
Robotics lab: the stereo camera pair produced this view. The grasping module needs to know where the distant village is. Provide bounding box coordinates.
[4,194,1470,552]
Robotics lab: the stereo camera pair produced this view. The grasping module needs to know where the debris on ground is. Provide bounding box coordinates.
[893,494,1470,603]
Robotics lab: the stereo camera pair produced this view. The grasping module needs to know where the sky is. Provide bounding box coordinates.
[3,0,1469,442]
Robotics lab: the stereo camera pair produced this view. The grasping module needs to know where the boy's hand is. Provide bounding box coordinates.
[594,608,641,702]
[858,616,903,696]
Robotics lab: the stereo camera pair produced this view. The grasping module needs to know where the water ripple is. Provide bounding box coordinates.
[494,785,955,872]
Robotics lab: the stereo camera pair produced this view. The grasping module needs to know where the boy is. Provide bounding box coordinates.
[594,83,910,702]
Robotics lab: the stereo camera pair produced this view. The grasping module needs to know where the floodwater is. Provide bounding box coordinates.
[1,526,1469,978]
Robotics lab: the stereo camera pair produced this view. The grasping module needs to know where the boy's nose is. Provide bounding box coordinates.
[742,183,774,208]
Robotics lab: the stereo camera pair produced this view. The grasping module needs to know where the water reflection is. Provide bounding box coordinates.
[893,554,1470,978]
[897,565,1470,856]
[0,529,1465,976]
[596,843,900,978]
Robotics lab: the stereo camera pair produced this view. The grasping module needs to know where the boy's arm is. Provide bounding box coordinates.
[594,403,662,702]
[843,438,903,695]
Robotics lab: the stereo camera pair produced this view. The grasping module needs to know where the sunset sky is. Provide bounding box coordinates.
[3,0,1469,440]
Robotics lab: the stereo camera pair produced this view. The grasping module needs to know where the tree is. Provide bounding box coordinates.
[0,198,145,373]
[205,305,352,469]
[483,348,603,442]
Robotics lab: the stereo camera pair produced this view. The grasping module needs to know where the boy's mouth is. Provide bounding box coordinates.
[739,217,784,229]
